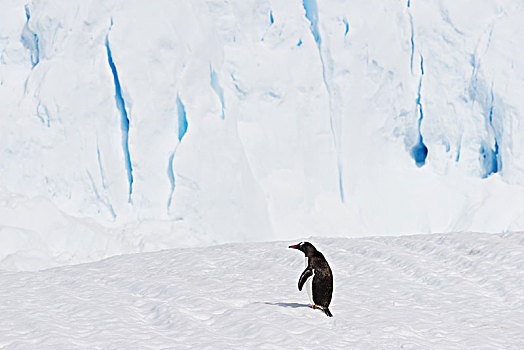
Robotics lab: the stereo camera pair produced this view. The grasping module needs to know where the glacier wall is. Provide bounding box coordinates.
[0,0,523,270]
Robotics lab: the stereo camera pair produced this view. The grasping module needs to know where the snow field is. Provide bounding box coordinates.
[0,232,522,349]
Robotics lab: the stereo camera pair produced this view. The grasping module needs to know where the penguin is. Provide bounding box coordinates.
[289,241,333,317]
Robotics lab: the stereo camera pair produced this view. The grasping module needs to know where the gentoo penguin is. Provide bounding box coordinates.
[289,241,333,317]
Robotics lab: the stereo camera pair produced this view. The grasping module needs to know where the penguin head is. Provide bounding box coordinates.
[288,241,317,256]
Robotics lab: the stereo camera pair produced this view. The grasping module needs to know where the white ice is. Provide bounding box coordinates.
[1,0,524,270]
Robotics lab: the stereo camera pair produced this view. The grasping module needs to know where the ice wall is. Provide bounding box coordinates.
[1,0,523,270]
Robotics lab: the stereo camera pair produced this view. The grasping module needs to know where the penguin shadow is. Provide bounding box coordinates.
[263,302,310,309]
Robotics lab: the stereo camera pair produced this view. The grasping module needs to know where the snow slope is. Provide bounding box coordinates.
[1,0,524,270]
[0,232,523,349]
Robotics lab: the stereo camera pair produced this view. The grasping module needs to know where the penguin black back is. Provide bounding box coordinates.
[289,241,333,317]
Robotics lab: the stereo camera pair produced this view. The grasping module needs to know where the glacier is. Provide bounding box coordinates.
[0,0,523,270]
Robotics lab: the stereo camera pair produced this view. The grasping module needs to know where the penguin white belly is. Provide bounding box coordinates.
[305,272,315,305]
[304,257,315,305]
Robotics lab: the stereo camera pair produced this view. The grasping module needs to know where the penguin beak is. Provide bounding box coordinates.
[288,244,299,249]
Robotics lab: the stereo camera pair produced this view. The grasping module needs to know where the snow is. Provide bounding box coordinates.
[0,232,522,348]
[1,0,524,270]
[1,1,522,345]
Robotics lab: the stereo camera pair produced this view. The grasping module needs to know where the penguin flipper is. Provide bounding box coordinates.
[298,268,313,291]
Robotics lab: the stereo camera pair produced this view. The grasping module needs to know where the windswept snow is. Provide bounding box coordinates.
[0,232,523,349]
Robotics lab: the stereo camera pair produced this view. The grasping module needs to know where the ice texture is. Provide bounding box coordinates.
[1,0,524,270]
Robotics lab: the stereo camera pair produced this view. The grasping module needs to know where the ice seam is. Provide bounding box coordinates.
[106,20,133,203]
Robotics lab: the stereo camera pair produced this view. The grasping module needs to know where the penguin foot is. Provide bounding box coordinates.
[310,305,333,317]
[323,307,333,317]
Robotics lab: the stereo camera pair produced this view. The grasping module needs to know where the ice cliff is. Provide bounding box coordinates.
[0,0,523,270]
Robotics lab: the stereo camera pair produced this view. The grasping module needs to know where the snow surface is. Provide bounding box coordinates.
[0,233,523,349]
[1,0,524,270]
